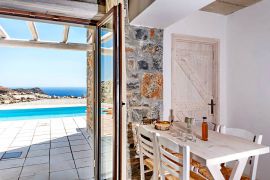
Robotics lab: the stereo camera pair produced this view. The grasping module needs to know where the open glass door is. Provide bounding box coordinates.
[95,4,122,180]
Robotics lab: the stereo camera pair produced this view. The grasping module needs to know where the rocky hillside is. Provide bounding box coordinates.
[13,87,45,94]
[0,86,50,104]
[0,86,14,94]
[100,81,113,104]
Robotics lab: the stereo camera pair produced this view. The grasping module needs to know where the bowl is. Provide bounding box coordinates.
[155,121,171,131]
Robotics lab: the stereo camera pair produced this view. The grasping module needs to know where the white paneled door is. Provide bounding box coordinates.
[172,34,219,123]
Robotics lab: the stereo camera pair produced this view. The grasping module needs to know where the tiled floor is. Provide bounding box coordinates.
[0,117,94,180]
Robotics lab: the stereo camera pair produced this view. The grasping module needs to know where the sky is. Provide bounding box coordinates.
[0,18,113,88]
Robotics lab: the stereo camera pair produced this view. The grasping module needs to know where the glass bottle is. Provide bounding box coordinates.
[202,117,208,141]
[169,109,174,123]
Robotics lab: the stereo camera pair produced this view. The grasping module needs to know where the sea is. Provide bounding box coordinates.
[41,87,87,97]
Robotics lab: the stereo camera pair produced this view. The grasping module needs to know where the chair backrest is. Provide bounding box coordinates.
[195,120,222,132]
[224,127,263,180]
[156,134,190,180]
[136,125,159,180]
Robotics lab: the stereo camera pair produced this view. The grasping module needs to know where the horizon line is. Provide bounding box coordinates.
[6,86,87,88]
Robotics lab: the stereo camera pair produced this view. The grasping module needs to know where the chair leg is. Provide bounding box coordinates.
[160,173,165,180]
[139,154,145,180]
[152,165,158,180]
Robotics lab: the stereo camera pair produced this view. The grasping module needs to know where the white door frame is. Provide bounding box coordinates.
[171,34,220,123]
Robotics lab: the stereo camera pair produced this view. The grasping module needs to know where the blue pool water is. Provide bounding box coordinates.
[0,106,87,121]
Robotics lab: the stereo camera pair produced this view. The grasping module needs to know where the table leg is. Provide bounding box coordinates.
[207,164,225,180]
[229,158,248,180]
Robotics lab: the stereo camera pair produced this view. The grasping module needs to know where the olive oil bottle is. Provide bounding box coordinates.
[202,117,208,141]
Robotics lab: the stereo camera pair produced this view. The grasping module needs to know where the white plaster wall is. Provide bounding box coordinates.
[163,11,228,124]
[226,1,270,179]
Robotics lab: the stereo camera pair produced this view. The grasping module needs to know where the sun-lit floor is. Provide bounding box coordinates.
[0,117,94,180]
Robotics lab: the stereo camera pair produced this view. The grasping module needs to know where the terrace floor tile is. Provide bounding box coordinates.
[19,172,49,180]
[30,144,50,151]
[20,163,49,177]
[50,152,73,162]
[50,159,76,172]
[72,150,92,160]
[51,141,70,149]
[0,158,25,169]
[27,149,49,158]
[77,166,94,179]
[69,139,88,146]
[24,156,49,166]
[50,169,78,180]
[71,144,91,152]
[0,167,22,180]
[50,147,71,155]
[74,158,92,168]
[0,117,94,179]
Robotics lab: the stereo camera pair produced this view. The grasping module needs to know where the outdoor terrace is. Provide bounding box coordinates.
[0,117,94,180]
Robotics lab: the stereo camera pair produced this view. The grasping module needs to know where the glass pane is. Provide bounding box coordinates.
[0,18,32,40]
[99,15,114,179]
[68,26,87,43]
[35,22,63,42]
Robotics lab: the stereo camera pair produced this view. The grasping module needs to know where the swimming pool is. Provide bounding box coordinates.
[0,106,87,121]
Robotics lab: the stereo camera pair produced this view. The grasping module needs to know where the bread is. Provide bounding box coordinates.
[155,121,171,131]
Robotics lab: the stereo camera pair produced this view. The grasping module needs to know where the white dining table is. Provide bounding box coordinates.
[144,122,269,180]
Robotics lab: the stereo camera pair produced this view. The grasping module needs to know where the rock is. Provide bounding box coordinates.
[134,28,148,40]
[138,60,149,70]
[152,55,163,71]
[127,59,136,71]
[150,102,163,119]
[141,73,163,99]
[142,43,162,55]
[127,81,140,90]
[130,108,149,122]
[0,86,13,94]
[130,73,139,78]
[149,29,155,39]
[3,100,11,104]
[126,47,135,53]
[128,95,141,107]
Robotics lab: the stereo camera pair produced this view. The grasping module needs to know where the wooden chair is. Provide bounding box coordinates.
[136,125,159,180]
[221,127,263,180]
[155,133,206,180]
[194,120,223,132]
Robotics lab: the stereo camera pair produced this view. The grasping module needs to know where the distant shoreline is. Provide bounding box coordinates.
[0,98,86,110]
[0,86,87,105]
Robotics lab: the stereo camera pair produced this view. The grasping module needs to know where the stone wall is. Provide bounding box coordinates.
[125,24,164,179]
[126,26,163,122]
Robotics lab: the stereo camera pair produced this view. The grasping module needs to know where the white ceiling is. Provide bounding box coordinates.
[130,0,215,29]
